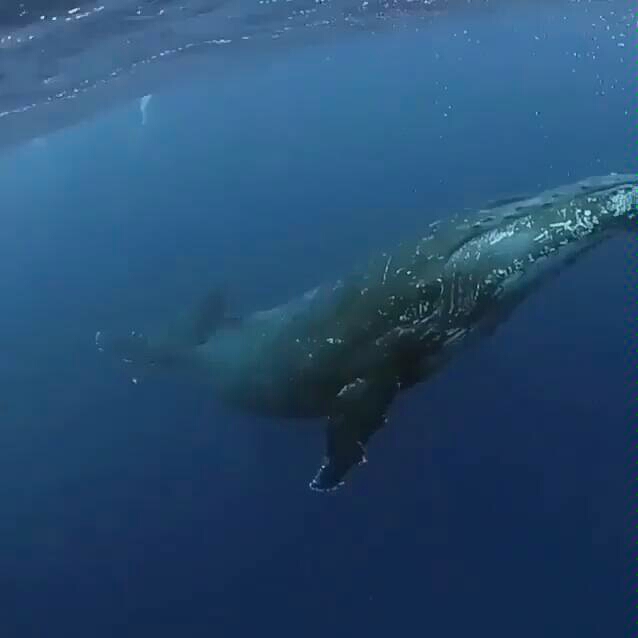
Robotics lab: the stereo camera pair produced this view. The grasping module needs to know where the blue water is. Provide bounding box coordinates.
[0,3,632,636]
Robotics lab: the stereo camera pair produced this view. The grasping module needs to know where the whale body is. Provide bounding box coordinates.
[99,173,637,491]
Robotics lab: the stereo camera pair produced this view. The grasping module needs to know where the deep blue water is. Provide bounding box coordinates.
[0,3,633,636]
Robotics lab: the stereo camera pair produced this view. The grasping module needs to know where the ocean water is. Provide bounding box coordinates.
[0,1,633,636]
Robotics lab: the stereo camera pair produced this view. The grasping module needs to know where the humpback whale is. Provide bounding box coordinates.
[98,172,637,491]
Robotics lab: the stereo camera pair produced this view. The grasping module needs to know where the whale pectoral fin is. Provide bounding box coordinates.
[309,378,396,492]
[309,417,370,492]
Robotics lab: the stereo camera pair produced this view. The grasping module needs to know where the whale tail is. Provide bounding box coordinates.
[95,329,158,365]
[95,288,242,368]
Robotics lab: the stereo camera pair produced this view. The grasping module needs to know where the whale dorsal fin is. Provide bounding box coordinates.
[190,289,242,344]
